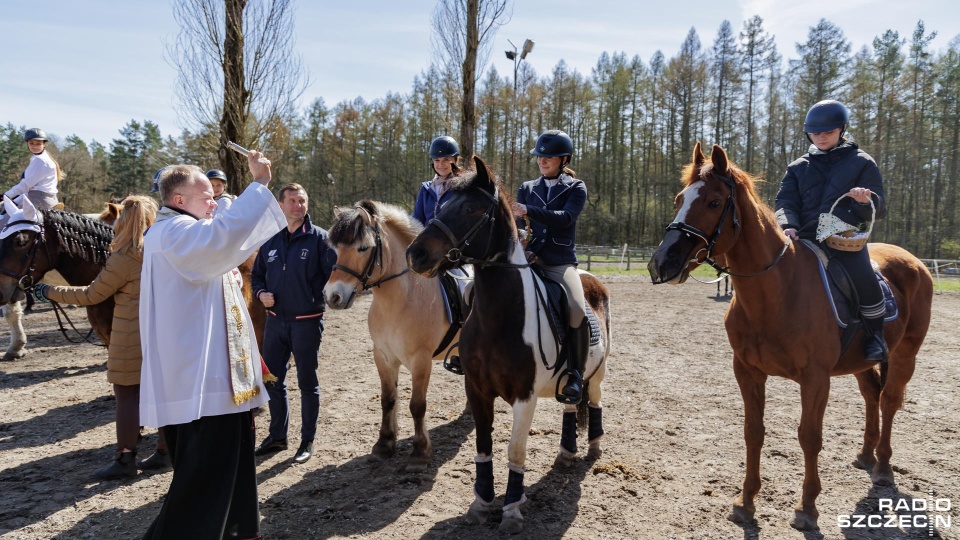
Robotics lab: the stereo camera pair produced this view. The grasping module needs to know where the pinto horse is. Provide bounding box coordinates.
[647,143,933,531]
[0,206,116,349]
[406,156,611,534]
[323,200,464,472]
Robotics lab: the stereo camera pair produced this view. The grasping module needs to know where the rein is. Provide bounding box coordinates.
[49,300,102,346]
[665,172,789,279]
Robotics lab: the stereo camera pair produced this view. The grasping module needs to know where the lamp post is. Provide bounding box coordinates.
[506,38,534,192]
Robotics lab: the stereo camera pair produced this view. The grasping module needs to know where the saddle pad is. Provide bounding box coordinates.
[532,268,601,346]
[438,267,473,325]
[799,240,898,328]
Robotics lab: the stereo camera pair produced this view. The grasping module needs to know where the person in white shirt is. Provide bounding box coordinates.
[5,128,61,210]
[139,151,285,539]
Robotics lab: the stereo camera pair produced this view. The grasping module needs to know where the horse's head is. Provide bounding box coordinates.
[0,197,47,304]
[648,142,744,284]
[98,201,124,227]
[324,200,421,309]
[406,155,515,277]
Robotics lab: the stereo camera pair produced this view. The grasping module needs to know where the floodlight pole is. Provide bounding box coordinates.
[506,38,534,193]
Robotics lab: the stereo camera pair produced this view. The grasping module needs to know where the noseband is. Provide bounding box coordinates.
[331,213,408,292]
[0,221,48,290]
[665,172,788,278]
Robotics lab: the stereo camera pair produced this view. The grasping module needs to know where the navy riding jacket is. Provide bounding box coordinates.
[515,173,587,266]
[775,141,886,238]
[413,178,456,225]
[251,214,336,320]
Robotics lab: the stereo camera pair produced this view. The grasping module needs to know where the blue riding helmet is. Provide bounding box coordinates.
[804,100,849,134]
[530,130,573,157]
[23,128,48,142]
[151,165,172,194]
[205,169,227,181]
[429,136,460,159]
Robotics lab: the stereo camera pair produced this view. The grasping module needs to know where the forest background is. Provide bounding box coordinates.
[2,9,959,259]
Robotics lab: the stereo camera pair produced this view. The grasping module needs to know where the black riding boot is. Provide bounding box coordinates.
[557,318,589,404]
[863,316,889,363]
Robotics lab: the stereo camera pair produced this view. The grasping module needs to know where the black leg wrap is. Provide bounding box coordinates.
[504,468,525,507]
[560,411,577,454]
[475,460,494,503]
[588,406,604,442]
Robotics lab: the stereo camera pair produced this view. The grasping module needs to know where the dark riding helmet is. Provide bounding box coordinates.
[151,165,172,194]
[205,169,227,182]
[429,136,460,159]
[23,128,49,142]
[530,130,573,158]
[804,100,849,134]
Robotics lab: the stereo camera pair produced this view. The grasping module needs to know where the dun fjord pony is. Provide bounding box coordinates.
[323,200,461,472]
[648,143,933,531]
[406,156,611,534]
[0,202,116,351]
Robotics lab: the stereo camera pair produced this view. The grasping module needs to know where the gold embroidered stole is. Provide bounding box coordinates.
[223,273,259,404]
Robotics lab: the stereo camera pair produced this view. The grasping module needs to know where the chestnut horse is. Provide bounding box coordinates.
[323,200,462,472]
[406,156,611,534]
[647,143,933,531]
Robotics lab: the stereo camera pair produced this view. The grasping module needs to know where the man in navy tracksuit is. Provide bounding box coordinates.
[251,182,336,464]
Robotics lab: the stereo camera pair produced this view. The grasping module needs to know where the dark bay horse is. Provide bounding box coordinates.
[648,143,933,531]
[406,156,611,534]
[323,200,460,472]
[0,207,116,347]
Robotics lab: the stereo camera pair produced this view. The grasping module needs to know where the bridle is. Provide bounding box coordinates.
[331,210,409,292]
[664,171,789,278]
[0,221,49,291]
[426,184,528,269]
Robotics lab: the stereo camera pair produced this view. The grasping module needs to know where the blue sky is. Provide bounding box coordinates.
[1,0,957,146]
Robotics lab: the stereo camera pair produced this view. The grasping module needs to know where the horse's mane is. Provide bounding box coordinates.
[42,210,115,266]
[328,200,424,247]
[683,160,768,210]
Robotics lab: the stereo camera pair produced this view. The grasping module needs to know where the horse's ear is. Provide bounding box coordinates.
[21,196,38,223]
[693,141,705,170]
[472,155,496,195]
[710,144,729,175]
[2,196,17,217]
[332,206,342,218]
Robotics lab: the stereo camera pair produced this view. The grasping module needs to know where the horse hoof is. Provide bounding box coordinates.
[727,503,756,524]
[2,351,25,362]
[499,515,524,534]
[553,451,575,468]
[852,453,877,471]
[466,500,490,525]
[586,444,603,461]
[871,466,895,486]
[790,510,819,531]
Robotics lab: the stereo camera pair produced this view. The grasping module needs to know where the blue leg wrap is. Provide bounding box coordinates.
[504,468,525,507]
[475,460,494,503]
[560,411,577,454]
[588,406,604,442]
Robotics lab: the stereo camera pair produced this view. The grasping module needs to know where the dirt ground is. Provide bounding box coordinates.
[0,274,957,539]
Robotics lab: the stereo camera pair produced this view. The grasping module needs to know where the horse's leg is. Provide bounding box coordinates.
[404,354,433,472]
[500,398,537,534]
[369,347,400,461]
[791,373,830,531]
[728,358,766,525]
[2,301,27,362]
[586,367,605,460]
[852,369,881,472]
[466,382,495,525]
[872,355,916,486]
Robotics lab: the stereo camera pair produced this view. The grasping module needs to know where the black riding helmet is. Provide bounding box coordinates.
[205,169,227,181]
[23,128,48,142]
[530,130,573,158]
[804,100,849,143]
[429,136,460,159]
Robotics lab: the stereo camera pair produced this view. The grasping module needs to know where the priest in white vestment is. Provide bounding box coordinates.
[140,152,284,540]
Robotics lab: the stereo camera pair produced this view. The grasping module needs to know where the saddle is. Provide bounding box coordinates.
[433,267,473,357]
[799,240,898,352]
[530,265,601,349]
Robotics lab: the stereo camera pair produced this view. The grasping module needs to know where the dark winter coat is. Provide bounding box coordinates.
[775,141,886,238]
[515,173,587,266]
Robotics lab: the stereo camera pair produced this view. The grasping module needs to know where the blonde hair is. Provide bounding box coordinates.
[110,195,158,256]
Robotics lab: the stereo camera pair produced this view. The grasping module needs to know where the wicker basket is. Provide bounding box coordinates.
[823,194,875,252]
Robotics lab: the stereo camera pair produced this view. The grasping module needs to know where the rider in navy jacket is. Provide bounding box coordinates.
[515,174,587,266]
[251,213,335,319]
[413,136,462,225]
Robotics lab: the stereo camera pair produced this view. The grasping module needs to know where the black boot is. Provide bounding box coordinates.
[95,450,137,480]
[444,353,464,375]
[863,316,889,363]
[137,448,172,472]
[557,318,589,404]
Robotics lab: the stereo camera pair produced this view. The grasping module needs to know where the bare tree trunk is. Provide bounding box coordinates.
[459,0,479,163]
[221,0,248,194]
